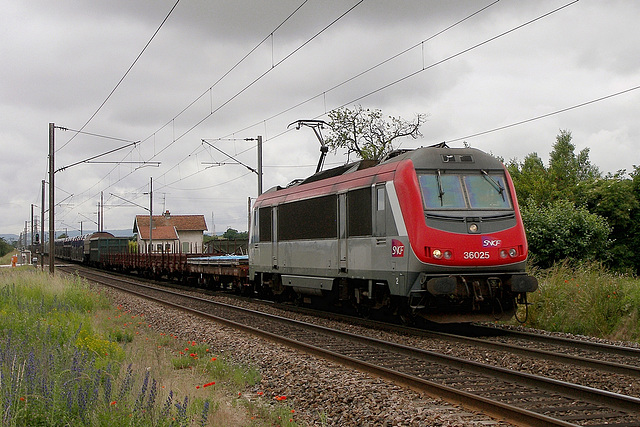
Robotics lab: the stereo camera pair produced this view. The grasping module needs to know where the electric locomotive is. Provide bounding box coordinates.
[249,145,537,323]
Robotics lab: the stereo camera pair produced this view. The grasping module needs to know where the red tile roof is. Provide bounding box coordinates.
[136,225,178,240]
[134,214,207,236]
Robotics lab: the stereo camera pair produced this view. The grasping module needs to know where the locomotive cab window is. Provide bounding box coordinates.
[419,170,511,210]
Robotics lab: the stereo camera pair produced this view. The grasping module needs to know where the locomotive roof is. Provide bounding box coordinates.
[381,146,505,171]
[265,146,504,194]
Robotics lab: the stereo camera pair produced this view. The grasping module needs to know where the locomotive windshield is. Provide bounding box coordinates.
[418,170,512,210]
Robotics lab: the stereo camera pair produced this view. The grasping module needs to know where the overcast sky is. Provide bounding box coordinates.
[2,0,639,238]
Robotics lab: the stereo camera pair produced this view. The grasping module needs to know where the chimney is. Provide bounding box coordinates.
[164,210,171,219]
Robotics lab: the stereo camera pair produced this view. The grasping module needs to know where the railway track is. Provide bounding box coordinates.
[61,265,640,426]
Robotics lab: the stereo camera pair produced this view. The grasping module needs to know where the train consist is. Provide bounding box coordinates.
[54,145,537,323]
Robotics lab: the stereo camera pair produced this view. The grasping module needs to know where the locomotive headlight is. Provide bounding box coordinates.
[469,224,478,233]
[432,249,443,259]
[500,249,508,259]
[444,250,452,260]
[509,248,518,258]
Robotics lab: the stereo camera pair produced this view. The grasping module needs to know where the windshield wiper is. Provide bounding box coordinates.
[436,169,445,206]
[481,170,505,201]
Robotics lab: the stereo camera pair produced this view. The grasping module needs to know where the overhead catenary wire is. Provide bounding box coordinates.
[132,0,494,196]
[444,84,640,144]
[62,0,319,211]
[201,0,582,163]
[79,0,584,209]
[57,0,182,152]
[54,0,639,232]
[79,0,365,201]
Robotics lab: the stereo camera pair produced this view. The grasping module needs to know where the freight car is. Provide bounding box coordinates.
[54,232,121,263]
[249,145,537,322]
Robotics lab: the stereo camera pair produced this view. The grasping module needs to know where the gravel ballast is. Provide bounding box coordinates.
[98,285,511,426]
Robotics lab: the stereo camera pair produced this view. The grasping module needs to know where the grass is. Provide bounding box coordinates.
[0,268,300,426]
[514,262,640,342]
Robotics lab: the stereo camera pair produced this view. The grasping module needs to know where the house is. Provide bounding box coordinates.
[133,211,207,254]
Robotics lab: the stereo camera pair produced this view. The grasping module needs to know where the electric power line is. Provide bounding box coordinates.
[57,0,182,152]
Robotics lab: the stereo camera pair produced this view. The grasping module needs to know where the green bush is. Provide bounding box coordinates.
[521,199,611,268]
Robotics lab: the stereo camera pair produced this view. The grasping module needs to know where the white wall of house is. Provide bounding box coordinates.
[136,237,179,253]
[176,230,204,253]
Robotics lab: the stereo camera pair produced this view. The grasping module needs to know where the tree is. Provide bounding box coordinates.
[222,228,248,240]
[507,152,550,204]
[579,169,640,272]
[0,237,13,257]
[548,130,599,200]
[508,130,599,206]
[324,106,426,161]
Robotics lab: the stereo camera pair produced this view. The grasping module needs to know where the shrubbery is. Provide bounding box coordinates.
[521,262,640,341]
[521,200,611,268]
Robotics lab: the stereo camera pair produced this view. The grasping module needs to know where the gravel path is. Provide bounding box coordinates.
[97,284,512,426]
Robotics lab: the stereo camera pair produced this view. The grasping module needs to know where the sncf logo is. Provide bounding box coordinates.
[391,239,405,257]
[482,236,502,247]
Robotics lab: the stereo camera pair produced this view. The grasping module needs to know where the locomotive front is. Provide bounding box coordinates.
[393,147,538,322]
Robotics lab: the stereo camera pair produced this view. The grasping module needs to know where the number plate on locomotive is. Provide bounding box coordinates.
[463,251,490,260]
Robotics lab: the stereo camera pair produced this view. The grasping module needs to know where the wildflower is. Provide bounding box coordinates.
[20,397,25,402]
[203,382,215,388]
[291,409,295,413]
[257,391,263,396]
[111,401,117,406]
[196,386,200,389]
[210,357,217,361]
[200,400,210,427]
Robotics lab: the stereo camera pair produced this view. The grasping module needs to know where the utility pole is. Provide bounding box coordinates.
[101,191,104,232]
[31,204,34,248]
[201,136,263,196]
[41,179,45,270]
[48,123,55,274]
[257,135,263,195]
[247,197,251,236]
[149,177,153,254]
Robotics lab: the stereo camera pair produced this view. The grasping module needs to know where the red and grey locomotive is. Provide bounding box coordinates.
[249,145,537,322]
